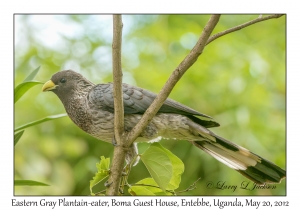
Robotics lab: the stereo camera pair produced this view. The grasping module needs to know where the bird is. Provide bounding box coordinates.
[42,69,286,185]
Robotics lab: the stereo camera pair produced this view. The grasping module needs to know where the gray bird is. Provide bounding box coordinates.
[42,70,286,185]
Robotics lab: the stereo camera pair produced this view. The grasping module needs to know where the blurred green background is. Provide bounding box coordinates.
[14,14,286,195]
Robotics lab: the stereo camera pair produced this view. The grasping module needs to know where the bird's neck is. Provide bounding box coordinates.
[59,84,94,133]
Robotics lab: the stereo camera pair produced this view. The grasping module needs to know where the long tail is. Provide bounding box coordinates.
[190,134,286,184]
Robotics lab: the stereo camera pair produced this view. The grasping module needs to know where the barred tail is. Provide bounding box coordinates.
[190,134,286,184]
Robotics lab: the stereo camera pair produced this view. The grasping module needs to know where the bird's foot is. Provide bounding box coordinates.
[121,171,128,176]
[121,164,131,176]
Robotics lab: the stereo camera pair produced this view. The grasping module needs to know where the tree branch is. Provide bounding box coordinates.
[106,14,125,196]
[206,14,284,45]
[107,14,283,195]
[112,14,124,144]
[126,15,221,146]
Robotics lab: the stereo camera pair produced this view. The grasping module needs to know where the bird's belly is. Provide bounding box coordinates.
[129,113,200,142]
[87,112,200,143]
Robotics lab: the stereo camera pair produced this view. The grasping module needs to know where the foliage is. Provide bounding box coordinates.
[90,156,110,195]
[15,81,43,103]
[90,143,185,195]
[14,130,24,146]
[14,14,286,195]
[15,113,67,132]
[14,180,49,186]
[140,143,184,191]
[14,67,67,187]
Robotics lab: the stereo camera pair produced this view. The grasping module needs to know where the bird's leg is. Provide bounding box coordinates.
[119,144,140,193]
[121,169,128,176]
[125,143,140,166]
[119,161,133,194]
[110,135,140,193]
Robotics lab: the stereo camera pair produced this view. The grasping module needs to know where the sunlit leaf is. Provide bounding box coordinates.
[139,144,184,191]
[14,113,68,132]
[130,178,172,195]
[155,143,184,190]
[97,156,110,171]
[140,143,172,191]
[23,66,41,82]
[90,156,110,194]
[14,81,43,103]
[136,177,159,186]
[129,186,156,196]
[14,130,24,146]
[14,180,49,186]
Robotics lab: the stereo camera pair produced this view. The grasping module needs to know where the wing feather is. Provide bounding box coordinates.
[88,83,219,128]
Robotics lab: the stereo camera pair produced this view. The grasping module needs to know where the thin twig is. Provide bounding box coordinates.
[126,15,221,146]
[176,177,201,194]
[128,177,201,195]
[95,189,107,196]
[112,14,124,144]
[127,183,176,195]
[206,14,284,45]
[106,14,126,196]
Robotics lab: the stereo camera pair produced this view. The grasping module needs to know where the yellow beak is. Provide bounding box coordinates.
[42,80,57,92]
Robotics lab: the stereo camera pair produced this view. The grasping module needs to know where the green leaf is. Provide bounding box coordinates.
[140,143,172,191]
[14,130,24,146]
[14,81,43,103]
[14,180,49,186]
[23,66,41,82]
[90,156,110,194]
[14,113,68,132]
[129,178,172,195]
[97,156,110,171]
[137,177,159,186]
[156,144,184,190]
[90,173,109,195]
[129,186,156,196]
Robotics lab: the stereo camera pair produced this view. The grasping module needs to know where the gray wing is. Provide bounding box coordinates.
[88,83,219,128]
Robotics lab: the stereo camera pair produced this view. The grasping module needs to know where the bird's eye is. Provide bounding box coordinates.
[60,78,66,83]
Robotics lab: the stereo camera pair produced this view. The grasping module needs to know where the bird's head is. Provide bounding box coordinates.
[42,70,94,102]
